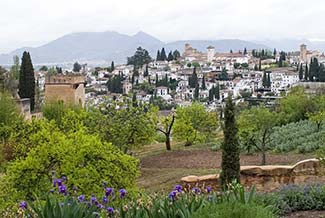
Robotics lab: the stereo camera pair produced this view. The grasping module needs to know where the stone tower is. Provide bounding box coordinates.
[207,46,215,63]
[45,75,86,107]
[300,44,307,63]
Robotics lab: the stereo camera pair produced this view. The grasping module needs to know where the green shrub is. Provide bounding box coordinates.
[192,201,275,218]
[0,127,139,212]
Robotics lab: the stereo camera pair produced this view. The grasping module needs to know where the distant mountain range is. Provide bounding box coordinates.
[1,31,324,66]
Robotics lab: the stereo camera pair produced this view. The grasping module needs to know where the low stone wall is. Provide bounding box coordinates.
[181,159,325,192]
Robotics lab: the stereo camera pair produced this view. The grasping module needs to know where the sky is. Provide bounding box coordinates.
[1,0,325,53]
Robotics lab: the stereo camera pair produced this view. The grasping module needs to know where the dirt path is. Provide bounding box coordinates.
[141,150,314,169]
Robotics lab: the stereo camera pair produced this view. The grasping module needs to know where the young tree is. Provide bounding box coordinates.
[157,113,175,150]
[73,62,82,72]
[220,96,240,187]
[18,51,35,111]
[174,103,218,146]
[238,107,277,165]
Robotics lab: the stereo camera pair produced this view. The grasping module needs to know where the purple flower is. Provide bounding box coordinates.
[102,196,108,204]
[58,185,67,195]
[206,186,212,193]
[19,201,27,210]
[57,179,63,186]
[174,185,182,192]
[107,207,114,214]
[91,195,97,204]
[78,195,85,202]
[192,187,201,194]
[61,176,67,181]
[105,188,113,197]
[168,190,177,200]
[98,204,104,209]
[53,179,57,187]
[119,189,127,198]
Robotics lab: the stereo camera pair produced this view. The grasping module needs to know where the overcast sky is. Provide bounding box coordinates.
[1,0,324,53]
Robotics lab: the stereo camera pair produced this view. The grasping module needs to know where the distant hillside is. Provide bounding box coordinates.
[0,31,270,66]
[255,39,325,52]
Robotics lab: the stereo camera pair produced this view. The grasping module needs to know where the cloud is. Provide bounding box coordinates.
[0,0,324,53]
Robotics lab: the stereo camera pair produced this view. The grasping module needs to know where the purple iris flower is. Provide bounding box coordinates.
[206,186,212,193]
[91,195,97,204]
[119,189,127,198]
[168,190,177,200]
[58,185,67,195]
[53,179,57,187]
[78,195,85,202]
[102,196,108,204]
[107,207,114,214]
[57,179,63,186]
[192,187,201,194]
[174,185,182,192]
[105,188,113,197]
[19,201,27,210]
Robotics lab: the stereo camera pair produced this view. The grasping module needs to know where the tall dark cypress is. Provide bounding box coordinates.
[220,96,240,187]
[267,73,271,88]
[18,51,35,111]
[156,50,161,61]
[160,48,167,61]
[299,63,303,80]
[304,65,309,81]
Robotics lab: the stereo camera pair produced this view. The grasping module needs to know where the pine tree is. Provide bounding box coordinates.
[201,75,206,90]
[160,48,167,61]
[299,63,303,80]
[305,65,309,81]
[156,50,161,61]
[73,62,82,72]
[167,51,174,62]
[18,51,35,111]
[220,96,240,187]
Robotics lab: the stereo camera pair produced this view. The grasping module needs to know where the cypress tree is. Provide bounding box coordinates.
[111,61,115,72]
[305,65,309,81]
[160,48,167,61]
[144,64,149,77]
[194,84,199,100]
[259,59,262,71]
[18,51,35,111]
[208,86,214,102]
[189,67,198,88]
[167,51,174,62]
[173,50,181,60]
[299,63,303,80]
[243,48,247,55]
[220,96,240,187]
[156,50,161,61]
[262,71,267,87]
[267,72,271,88]
[215,83,220,100]
[201,75,206,90]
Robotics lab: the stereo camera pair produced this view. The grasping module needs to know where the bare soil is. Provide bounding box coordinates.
[140,150,314,169]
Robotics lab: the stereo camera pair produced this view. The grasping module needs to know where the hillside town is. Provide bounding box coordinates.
[24,43,324,114]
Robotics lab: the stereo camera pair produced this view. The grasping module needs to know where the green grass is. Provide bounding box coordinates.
[137,168,218,193]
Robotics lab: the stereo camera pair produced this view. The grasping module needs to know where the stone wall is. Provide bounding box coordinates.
[181,159,325,192]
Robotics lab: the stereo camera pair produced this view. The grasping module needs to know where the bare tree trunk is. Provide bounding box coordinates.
[166,135,171,151]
